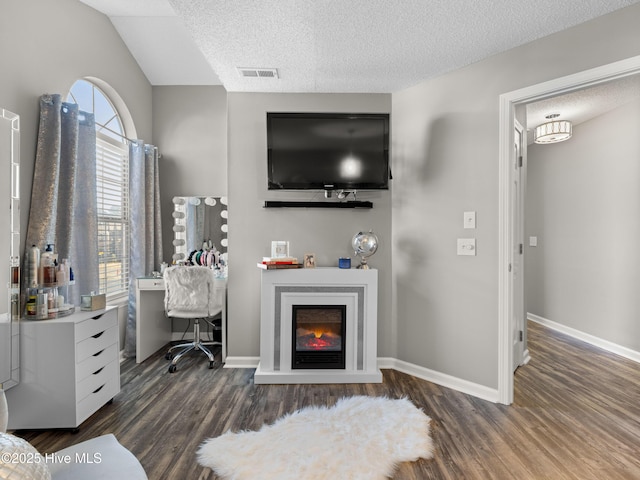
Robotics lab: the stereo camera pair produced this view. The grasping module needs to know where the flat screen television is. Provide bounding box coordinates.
[267,112,390,191]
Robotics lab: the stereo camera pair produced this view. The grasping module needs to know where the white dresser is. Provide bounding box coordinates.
[6,306,120,430]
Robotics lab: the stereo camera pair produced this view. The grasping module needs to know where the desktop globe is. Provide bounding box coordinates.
[352,231,379,269]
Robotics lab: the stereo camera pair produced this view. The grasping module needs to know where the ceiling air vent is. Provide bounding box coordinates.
[237,67,279,79]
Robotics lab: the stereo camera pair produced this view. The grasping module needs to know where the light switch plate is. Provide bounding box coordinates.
[529,236,538,247]
[463,211,476,229]
[457,238,476,256]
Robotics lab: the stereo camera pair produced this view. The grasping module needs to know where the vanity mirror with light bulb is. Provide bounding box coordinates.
[171,195,228,275]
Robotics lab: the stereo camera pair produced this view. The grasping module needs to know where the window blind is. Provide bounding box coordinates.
[96,132,130,297]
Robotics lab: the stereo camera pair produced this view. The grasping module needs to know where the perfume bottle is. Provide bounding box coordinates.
[10,256,19,287]
[27,244,40,287]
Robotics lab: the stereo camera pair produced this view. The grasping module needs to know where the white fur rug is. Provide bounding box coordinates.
[198,395,433,480]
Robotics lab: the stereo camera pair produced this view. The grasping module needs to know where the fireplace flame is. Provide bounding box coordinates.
[296,327,341,351]
[307,337,332,348]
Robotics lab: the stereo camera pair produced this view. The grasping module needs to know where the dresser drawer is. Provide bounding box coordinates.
[76,343,118,382]
[76,325,118,363]
[76,358,118,402]
[137,278,165,290]
[75,310,117,341]
[76,363,120,425]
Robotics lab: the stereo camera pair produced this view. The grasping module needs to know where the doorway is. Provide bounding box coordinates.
[497,54,640,404]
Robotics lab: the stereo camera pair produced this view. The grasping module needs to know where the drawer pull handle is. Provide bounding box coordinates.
[93,384,105,394]
[93,349,105,357]
[92,314,104,320]
[93,367,105,375]
[92,331,105,339]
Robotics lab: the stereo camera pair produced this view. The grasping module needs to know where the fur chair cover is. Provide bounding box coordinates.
[163,266,223,318]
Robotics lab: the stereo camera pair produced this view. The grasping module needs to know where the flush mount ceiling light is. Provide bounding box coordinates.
[534,113,572,144]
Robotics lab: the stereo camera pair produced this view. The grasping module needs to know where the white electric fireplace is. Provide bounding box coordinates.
[254,267,382,384]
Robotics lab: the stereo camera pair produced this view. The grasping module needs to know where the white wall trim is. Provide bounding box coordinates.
[225,355,498,402]
[498,89,515,405]
[378,358,499,403]
[528,314,640,364]
[224,356,260,369]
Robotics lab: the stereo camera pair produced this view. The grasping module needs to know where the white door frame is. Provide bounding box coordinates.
[512,119,525,372]
[497,54,640,405]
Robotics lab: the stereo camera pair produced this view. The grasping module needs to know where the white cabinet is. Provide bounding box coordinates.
[135,277,172,364]
[6,307,120,430]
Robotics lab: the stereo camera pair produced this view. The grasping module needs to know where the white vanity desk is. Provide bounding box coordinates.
[135,276,227,363]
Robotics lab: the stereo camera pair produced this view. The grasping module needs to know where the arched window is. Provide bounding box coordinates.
[67,79,130,298]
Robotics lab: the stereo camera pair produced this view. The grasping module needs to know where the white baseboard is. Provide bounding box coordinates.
[521,348,531,366]
[223,356,260,368]
[378,357,499,403]
[225,355,498,401]
[528,313,640,364]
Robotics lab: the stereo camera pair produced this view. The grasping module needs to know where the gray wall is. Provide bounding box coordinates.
[391,4,640,389]
[151,85,228,262]
[525,100,640,352]
[227,93,393,358]
[0,0,153,242]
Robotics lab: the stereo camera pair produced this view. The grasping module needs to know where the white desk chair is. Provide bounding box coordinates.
[162,266,223,373]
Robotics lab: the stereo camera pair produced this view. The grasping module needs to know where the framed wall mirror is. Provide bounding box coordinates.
[1,108,20,390]
[171,196,228,276]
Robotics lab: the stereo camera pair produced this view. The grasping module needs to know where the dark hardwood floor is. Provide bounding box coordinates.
[15,321,640,479]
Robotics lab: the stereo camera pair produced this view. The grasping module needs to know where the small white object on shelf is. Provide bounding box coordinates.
[271,240,290,258]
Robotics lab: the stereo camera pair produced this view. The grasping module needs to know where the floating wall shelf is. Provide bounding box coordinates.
[263,201,373,209]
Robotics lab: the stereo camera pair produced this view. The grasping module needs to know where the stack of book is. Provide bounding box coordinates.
[257,257,303,270]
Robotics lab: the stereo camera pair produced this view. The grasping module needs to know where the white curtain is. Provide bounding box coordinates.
[24,94,99,305]
[124,141,163,358]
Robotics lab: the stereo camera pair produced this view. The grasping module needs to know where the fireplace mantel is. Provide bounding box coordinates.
[254,267,382,384]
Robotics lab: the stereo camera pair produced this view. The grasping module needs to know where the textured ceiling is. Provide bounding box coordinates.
[78,0,640,131]
[80,0,640,93]
[170,0,640,93]
[527,75,640,134]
